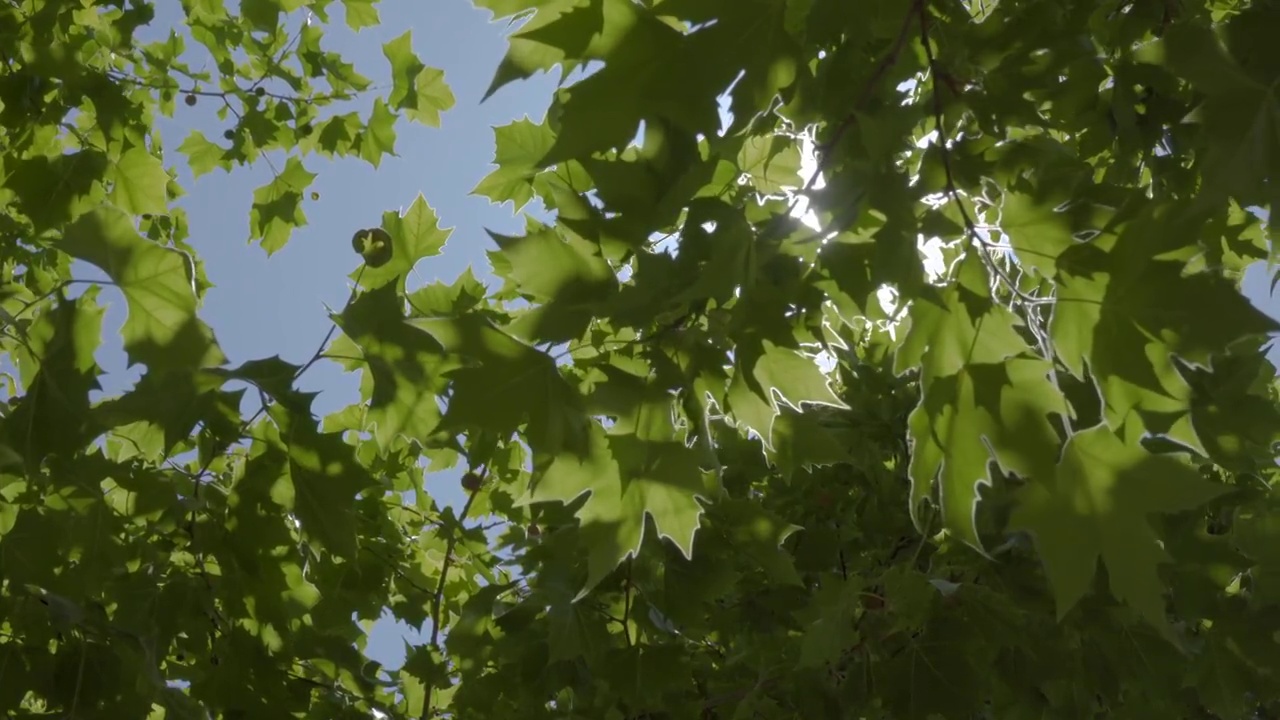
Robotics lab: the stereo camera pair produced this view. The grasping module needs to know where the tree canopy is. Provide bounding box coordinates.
[3,0,1280,717]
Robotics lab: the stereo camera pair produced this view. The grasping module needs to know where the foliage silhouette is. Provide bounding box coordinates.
[3,0,1280,718]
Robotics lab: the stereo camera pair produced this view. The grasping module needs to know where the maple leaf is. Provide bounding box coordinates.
[60,205,225,370]
[895,252,1032,381]
[249,157,317,254]
[473,117,557,212]
[2,292,103,466]
[383,31,425,103]
[527,422,710,596]
[726,339,847,444]
[1160,24,1280,213]
[108,147,171,216]
[907,357,1065,550]
[342,0,380,29]
[266,404,379,560]
[358,97,398,168]
[486,224,617,342]
[336,284,457,450]
[178,131,229,178]
[1008,425,1228,629]
[351,193,452,293]
[411,312,587,455]
[482,0,609,99]
[1051,210,1280,440]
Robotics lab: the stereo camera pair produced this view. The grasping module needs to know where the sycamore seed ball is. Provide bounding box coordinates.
[350,227,392,268]
[461,472,483,492]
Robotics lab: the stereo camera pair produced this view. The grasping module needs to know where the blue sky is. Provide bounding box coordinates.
[64,0,1280,671]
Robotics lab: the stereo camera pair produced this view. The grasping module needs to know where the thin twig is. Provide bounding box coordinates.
[622,559,634,646]
[916,0,1058,361]
[816,0,923,162]
[274,264,366,392]
[185,267,366,625]
[428,469,484,648]
[767,0,921,242]
[105,69,358,105]
[423,469,485,720]
[249,19,308,95]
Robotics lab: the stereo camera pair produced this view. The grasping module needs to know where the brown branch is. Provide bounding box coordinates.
[105,69,358,105]
[767,0,921,241]
[815,0,923,163]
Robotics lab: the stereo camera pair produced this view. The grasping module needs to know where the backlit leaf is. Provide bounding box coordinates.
[60,206,224,370]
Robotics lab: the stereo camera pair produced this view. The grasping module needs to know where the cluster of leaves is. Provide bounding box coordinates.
[4,0,1280,717]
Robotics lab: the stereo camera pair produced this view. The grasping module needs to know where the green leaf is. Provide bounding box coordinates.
[266,404,379,560]
[359,97,398,168]
[487,224,617,342]
[1008,425,1229,628]
[4,150,108,232]
[546,590,610,662]
[177,130,227,178]
[93,366,242,453]
[527,422,709,596]
[109,147,170,216]
[413,313,586,454]
[382,31,429,114]
[907,357,1065,550]
[352,193,451,292]
[727,340,846,443]
[481,0,591,99]
[895,252,1031,380]
[336,284,457,450]
[797,577,861,668]
[473,0,563,19]
[530,1,725,163]
[766,407,852,475]
[407,267,488,317]
[714,498,803,586]
[2,292,103,466]
[249,157,317,254]
[1051,213,1280,436]
[60,205,224,370]
[471,117,556,211]
[738,134,803,195]
[403,67,455,127]
[342,0,380,29]
[214,356,314,415]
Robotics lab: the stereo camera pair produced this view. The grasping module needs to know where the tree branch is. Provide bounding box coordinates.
[429,468,484,648]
